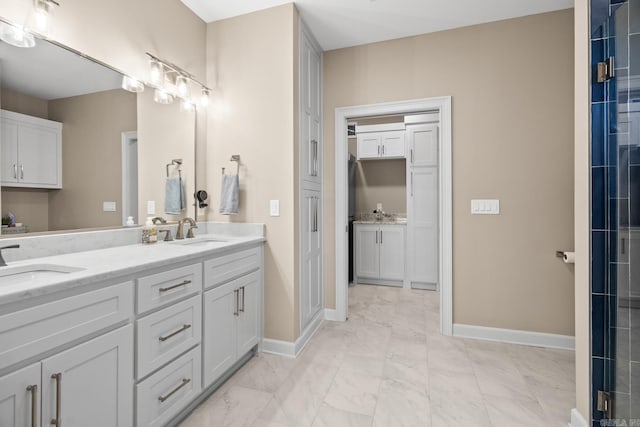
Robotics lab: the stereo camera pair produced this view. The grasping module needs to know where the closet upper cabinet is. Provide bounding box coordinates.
[1,110,62,189]
[356,124,406,160]
[300,28,322,185]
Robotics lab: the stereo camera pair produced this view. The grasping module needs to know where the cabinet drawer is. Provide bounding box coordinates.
[137,295,201,379]
[0,281,133,371]
[204,246,260,290]
[136,346,202,427]
[137,263,202,314]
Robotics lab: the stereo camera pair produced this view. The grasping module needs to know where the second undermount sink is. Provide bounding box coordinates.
[0,264,85,285]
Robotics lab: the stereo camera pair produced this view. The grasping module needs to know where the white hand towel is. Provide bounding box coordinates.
[165,176,185,214]
[219,174,239,215]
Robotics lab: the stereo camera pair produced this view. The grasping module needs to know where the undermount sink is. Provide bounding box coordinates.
[173,238,227,247]
[0,264,85,285]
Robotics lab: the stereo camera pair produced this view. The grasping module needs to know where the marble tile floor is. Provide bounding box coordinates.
[180,284,575,427]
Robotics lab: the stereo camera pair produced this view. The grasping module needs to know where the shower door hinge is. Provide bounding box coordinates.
[597,57,615,83]
[597,390,613,419]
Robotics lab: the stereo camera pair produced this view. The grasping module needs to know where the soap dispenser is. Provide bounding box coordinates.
[142,217,158,244]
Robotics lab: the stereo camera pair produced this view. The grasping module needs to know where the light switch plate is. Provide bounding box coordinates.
[147,200,156,215]
[103,201,116,212]
[471,199,500,215]
[270,200,280,217]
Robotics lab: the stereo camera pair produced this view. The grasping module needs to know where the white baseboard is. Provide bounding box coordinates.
[453,324,575,351]
[569,408,588,427]
[262,311,324,358]
[324,308,344,321]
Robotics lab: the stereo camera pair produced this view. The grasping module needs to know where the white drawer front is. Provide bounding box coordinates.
[137,295,201,379]
[204,246,260,290]
[137,263,202,314]
[136,346,202,427]
[0,281,133,371]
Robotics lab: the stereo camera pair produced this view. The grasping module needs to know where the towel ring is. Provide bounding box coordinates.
[166,159,183,178]
[222,155,240,175]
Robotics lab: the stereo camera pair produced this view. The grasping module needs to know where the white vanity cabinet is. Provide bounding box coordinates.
[0,282,134,427]
[0,110,62,189]
[356,130,406,160]
[355,223,406,286]
[202,247,262,389]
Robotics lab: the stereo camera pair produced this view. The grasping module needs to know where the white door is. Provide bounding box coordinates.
[381,131,406,158]
[301,189,322,330]
[408,124,438,167]
[355,225,379,279]
[41,325,133,427]
[300,32,322,184]
[0,363,40,427]
[356,134,381,159]
[1,120,19,184]
[203,281,237,388]
[408,167,438,286]
[378,225,406,281]
[236,272,261,356]
[18,124,59,187]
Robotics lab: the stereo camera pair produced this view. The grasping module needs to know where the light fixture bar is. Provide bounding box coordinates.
[145,52,210,91]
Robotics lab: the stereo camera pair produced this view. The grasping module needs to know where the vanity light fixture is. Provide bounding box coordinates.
[0,21,36,48]
[121,75,145,93]
[146,52,210,109]
[33,0,59,34]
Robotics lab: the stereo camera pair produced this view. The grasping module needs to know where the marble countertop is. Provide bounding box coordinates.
[0,233,265,309]
[353,219,407,225]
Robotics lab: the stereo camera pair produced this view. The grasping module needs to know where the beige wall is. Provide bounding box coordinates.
[1,89,48,119]
[1,0,206,227]
[324,10,576,336]
[354,160,406,214]
[206,4,298,341]
[574,0,590,420]
[48,89,136,230]
[1,188,49,232]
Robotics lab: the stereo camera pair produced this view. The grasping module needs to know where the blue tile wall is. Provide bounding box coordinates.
[591,0,639,424]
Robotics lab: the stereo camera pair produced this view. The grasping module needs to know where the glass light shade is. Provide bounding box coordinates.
[33,0,53,34]
[200,89,210,107]
[180,99,195,113]
[121,76,144,93]
[0,22,36,48]
[176,75,190,98]
[149,60,164,85]
[153,88,174,105]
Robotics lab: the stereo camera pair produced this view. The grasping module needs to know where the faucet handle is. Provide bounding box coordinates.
[186,223,198,238]
[0,244,20,267]
[159,229,173,242]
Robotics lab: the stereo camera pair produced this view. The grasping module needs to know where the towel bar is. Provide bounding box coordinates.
[222,155,240,175]
[166,159,182,178]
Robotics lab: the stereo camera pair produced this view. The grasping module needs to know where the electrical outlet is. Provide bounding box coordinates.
[147,200,156,215]
[103,201,116,212]
[270,200,280,217]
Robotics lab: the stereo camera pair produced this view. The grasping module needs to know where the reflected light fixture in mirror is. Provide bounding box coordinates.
[146,52,210,108]
[0,21,36,48]
[121,75,145,93]
[33,0,59,35]
[180,99,195,113]
[200,88,210,107]
[154,88,174,104]
[176,75,190,98]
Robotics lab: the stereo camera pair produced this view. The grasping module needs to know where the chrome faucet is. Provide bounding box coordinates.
[0,244,20,267]
[176,218,197,239]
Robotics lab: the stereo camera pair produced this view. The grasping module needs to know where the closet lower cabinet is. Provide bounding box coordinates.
[202,270,260,388]
[355,224,406,286]
[0,325,133,427]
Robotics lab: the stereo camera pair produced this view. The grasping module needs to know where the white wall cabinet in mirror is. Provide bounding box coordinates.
[1,110,62,188]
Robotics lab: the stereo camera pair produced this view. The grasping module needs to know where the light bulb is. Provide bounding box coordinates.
[180,99,195,113]
[153,88,174,105]
[121,76,145,93]
[33,0,53,34]
[149,60,164,86]
[200,88,210,107]
[176,75,190,98]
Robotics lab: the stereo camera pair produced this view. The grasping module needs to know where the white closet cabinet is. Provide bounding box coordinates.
[355,224,405,285]
[202,271,260,388]
[299,21,324,335]
[407,123,439,289]
[0,325,133,427]
[1,110,62,189]
[356,131,406,160]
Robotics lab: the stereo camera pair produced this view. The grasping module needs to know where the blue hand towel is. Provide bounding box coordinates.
[219,174,239,215]
[165,176,185,214]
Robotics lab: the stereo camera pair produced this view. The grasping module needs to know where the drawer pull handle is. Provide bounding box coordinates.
[159,279,191,293]
[240,286,245,312]
[158,378,190,403]
[27,384,37,427]
[158,324,192,342]
[234,289,239,316]
[50,373,61,426]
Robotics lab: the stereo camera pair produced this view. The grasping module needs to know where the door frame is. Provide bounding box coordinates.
[121,131,138,226]
[334,96,453,335]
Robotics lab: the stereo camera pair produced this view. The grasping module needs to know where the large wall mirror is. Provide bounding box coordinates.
[0,32,195,236]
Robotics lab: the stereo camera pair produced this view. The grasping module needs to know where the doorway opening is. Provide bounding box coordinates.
[334,97,452,335]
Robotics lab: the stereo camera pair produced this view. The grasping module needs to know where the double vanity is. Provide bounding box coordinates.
[0,223,264,427]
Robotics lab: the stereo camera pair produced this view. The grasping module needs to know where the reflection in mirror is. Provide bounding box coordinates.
[0,36,137,235]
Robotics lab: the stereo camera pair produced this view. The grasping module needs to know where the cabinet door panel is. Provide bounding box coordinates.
[378,226,405,281]
[0,363,40,427]
[18,125,59,186]
[381,131,405,158]
[202,281,237,388]
[355,225,379,279]
[41,325,133,427]
[357,134,381,159]
[1,120,19,184]
[301,190,322,330]
[237,272,261,356]
[408,124,438,167]
[408,167,438,285]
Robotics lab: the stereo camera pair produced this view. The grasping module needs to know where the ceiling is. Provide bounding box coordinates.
[181,0,574,51]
